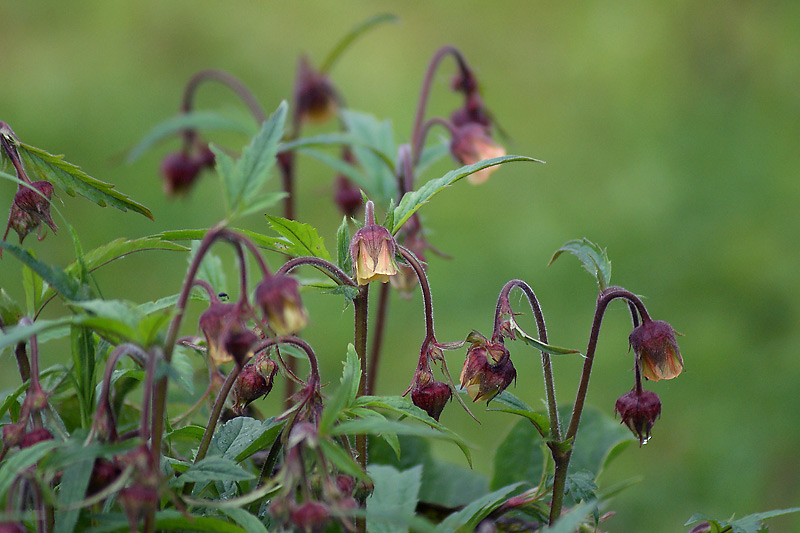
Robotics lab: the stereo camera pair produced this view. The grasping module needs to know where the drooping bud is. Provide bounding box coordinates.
[294,56,338,125]
[232,357,278,415]
[160,151,201,196]
[199,302,254,366]
[2,423,26,449]
[459,331,516,402]
[19,428,54,448]
[255,274,307,336]
[118,485,159,532]
[5,181,58,244]
[449,123,506,185]
[450,92,492,131]
[614,389,662,445]
[411,378,452,421]
[290,501,330,531]
[629,320,684,381]
[87,458,122,496]
[349,202,398,285]
[334,175,363,217]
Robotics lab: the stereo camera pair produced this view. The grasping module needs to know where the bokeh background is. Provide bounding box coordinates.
[2,2,799,530]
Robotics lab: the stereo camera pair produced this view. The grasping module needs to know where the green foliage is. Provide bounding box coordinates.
[685,508,800,533]
[366,464,423,533]
[264,215,332,260]
[549,238,612,291]
[127,110,256,163]
[9,140,152,219]
[216,102,287,218]
[391,155,543,234]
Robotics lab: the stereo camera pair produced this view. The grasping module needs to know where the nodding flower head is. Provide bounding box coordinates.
[614,389,662,445]
[459,331,516,402]
[294,55,338,125]
[199,302,255,366]
[232,356,278,415]
[449,123,506,185]
[5,181,58,244]
[410,373,452,421]
[256,274,307,336]
[160,151,202,196]
[629,319,684,381]
[349,202,398,285]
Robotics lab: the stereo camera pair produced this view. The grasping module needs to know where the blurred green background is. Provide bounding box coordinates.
[2,1,799,530]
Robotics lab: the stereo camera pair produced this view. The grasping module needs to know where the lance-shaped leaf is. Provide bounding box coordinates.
[127,110,256,163]
[221,101,287,217]
[392,155,544,233]
[0,242,89,301]
[514,326,582,356]
[435,482,526,532]
[549,238,612,291]
[265,215,332,260]
[12,142,152,219]
[485,389,550,438]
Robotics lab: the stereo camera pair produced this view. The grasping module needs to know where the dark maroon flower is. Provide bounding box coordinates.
[459,332,516,402]
[87,458,122,496]
[0,522,28,533]
[118,485,159,532]
[411,379,452,421]
[19,428,53,448]
[160,151,201,196]
[629,320,683,381]
[290,501,330,531]
[294,56,338,125]
[614,389,662,445]
[4,181,58,245]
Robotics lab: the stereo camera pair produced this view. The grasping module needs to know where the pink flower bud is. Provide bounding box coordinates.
[411,380,452,421]
[232,358,277,415]
[614,389,662,445]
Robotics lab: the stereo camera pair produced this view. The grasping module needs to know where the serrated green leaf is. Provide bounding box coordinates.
[69,299,171,347]
[265,215,331,260]
[39,237,188,305]
[320,344,362,433]
[0,289,23,328]
[318,437,369,483]
[208,416,283,463]
[436,482,526,532]
[353,395,472,467]
[549,238,612,291]
[564,470,598,503]
[16,142,152,219]
[367,464,422,533]
[224,102,287,216]
[392,155,543,233]
[127,110,256,163]
[174,456,254,485]
[490,406,634,492]
[1,242,89,301]
[685,508,800,533]
[341,110,398,206]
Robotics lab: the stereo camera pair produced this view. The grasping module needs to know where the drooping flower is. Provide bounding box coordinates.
[256,274,307,336]
[629,320,684,381]
[459,331,516,402]
[411,379,452,421]
[199,302,255,366]
[160,151,202,196]
[3,181,58,245]
[614,389,662,445]
[294,55,338,125]
[349,202,398,285]
[449,123,506,185]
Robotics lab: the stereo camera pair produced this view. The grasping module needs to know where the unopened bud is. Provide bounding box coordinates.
[19,428,53,448]
[459,332,516,402]
[614,389,661,446]
[349,204,398,285]
[294,56,338,124]
[290,501,329,531]
[411,380,452,421]
[160,152,201,196]
[629,320,683,381]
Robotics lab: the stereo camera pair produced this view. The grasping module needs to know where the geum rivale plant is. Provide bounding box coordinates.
[3,14,783,533]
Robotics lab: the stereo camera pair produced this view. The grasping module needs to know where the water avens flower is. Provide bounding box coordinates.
[629,319,684,381]
[614,389,662,445]
[256,274,307,336]
[450,123,506,185]
[349,201,398,285]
